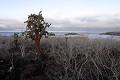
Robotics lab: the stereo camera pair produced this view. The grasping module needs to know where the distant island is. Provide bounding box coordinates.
[100,31,120,36]
[48,32,55,36]
[65,32,78,36]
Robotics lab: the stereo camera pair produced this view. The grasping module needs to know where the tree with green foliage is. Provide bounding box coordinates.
[24,11,51,57]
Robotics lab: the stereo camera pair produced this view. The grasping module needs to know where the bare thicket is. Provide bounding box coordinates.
[47,36,120,80]
[0,35,120,80]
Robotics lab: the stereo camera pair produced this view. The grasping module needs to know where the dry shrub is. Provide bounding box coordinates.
[0,35,120,80]
[46,36,120,80]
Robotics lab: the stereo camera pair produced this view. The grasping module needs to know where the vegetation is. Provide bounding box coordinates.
[24,11,51,57]
[0,35,120,80]
[13,33,19,48]
[0,11,120,80]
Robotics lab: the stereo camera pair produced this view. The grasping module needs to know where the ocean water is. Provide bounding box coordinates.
[0,31,119,40]
[0,31,86,36]
[48,31,120,40]
[0,32,16,36]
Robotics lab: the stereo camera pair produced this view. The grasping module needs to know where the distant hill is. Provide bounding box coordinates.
[100,31,120,36]
[48,32,55,36]
[65,32,78,36]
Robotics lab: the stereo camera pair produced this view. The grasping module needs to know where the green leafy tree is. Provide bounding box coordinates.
[24,11,51,56]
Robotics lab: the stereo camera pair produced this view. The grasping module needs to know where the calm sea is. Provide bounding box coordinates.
[0,32,16,36]
[0,31,87,36]
[0,31,119,40]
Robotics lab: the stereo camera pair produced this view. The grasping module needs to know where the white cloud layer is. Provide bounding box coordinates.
[0,13,120,32]
[0,18,25,31]
[46,13,120,32]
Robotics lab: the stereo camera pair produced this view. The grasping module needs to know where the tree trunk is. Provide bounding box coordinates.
[34,37,41,55]
[34,36,41,60]
[14,40,18,48]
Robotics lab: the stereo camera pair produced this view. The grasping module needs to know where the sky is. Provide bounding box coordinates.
[0,0,120,32]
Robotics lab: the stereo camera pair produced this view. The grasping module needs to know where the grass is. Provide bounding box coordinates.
[0,35,120,80]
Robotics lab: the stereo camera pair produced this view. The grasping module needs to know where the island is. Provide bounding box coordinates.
[100,31,120,36]
[65,32,78,36]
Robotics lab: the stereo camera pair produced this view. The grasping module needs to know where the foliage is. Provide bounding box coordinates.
[24,11,51,55]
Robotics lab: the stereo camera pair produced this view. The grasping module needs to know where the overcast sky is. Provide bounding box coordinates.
[0,0,120,32]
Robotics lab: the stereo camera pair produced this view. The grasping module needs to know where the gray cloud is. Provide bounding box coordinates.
[0,18,25,31]
[0,13,120,32]
[46,14,120,32]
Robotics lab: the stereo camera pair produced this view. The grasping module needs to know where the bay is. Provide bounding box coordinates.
[0,31,119,40]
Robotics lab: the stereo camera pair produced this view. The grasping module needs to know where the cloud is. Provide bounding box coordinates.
[0,13,120,32]
[0,18,25,31]
[46,13,120,32]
